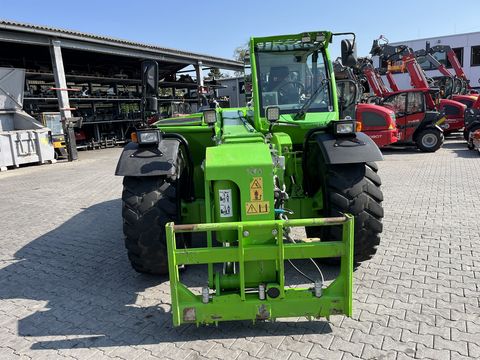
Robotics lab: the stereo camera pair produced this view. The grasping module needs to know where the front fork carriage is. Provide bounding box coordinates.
[166,215,354,326]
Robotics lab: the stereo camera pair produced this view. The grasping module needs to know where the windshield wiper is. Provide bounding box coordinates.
[293,79,328,120]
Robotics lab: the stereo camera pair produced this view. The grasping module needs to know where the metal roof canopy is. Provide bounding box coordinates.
[0,20,243,71]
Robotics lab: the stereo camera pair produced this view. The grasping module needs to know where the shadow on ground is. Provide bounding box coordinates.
[0,199,332,351]
[442,140,480,158]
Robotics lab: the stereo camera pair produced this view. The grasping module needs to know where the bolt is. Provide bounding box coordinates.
[243,230,250,237]
[272,229,278,236]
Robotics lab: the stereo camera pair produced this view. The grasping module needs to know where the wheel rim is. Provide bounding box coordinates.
[421,133,438,148]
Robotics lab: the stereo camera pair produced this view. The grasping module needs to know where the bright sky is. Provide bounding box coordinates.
[3,0,480,61]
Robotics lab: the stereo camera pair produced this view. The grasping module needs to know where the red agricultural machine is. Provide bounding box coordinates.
[371,38,465,137]
[413,43,478,110]
[334,60,398,148]
[351,57,443,151]
[464,96,480,145]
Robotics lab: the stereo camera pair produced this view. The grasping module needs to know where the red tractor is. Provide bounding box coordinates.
[355,54,445,152]
[371,38,465,139]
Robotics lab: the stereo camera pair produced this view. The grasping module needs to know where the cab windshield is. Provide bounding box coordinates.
[256,47,331,116]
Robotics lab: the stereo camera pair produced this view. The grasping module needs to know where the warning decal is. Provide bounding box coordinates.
[249,177,264,201]
[246,201,270,215]
[219,189,232,217]
[246,177,269,215]
[250,177,263,190]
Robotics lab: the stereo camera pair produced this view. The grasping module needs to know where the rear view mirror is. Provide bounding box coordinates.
[142,60,159,112]
[341,39,357,67]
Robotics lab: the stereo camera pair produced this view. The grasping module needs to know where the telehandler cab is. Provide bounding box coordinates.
[115,31,384,326]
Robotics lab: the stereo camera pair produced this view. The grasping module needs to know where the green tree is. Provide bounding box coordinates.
[233,43,249,76]
[205,67,224,80]
[233,44,248,63]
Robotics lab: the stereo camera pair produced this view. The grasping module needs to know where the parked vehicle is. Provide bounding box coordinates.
[372,38,466,136]
[115,31,385,326]
[335,60,398,148]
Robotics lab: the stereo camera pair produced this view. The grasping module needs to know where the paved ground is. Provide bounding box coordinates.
[0,138,479,360]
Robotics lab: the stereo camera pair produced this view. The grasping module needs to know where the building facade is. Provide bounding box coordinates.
[373,31,480,90]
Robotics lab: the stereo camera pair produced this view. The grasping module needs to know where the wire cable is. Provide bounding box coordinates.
[280,212,325,285]
[287,259,315,283]
[285,230,325,285]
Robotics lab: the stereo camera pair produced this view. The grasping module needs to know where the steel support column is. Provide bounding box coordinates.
[195,61,204,87]
[195,61,204,107]
[49,40,78,161]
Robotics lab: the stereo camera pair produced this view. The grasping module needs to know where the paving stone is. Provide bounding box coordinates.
[255,344,291,360]
[381,337,416,355]
[329,337,363,357]
[419,322,450,339]
[415,345,450,360]
[401,329,433,348]
[434,336,468,356]
[350,330,382,349]
[307,344,343,360]
[278,336,313,357]
[369,323,402,341]
[361,344,396,360]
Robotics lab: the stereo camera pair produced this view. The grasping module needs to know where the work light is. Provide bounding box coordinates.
[266,106,280,123]
[316,33,325,42]
[301,33,311,43]
[203,109,217,125]
[333,120,356,136]
[137,129,161,145]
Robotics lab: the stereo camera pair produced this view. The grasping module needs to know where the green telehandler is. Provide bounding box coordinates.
[115,31,384,326]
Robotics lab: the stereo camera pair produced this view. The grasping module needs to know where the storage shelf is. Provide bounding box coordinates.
[26,71,199,88]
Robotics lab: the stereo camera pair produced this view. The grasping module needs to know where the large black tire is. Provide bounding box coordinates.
[416,128,444,152]
[306,162,383,265]
[122,176,179,275]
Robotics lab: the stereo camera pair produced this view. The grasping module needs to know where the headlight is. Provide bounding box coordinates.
[334,120,356,135]
[137,130,161,145]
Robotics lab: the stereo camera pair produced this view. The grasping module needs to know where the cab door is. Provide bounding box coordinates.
[438,101,466,132]
[336,79,359,119]
[382,91,425,142]
[403,91,427,142]
[382,92,408,141]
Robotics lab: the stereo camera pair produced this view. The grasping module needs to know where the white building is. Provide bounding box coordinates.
[373,31,480,90]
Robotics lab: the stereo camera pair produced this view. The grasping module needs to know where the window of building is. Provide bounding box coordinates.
[446,47,463,68]
[471,46,480,66]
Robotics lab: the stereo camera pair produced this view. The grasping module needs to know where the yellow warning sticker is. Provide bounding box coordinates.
[249,177,263,201]
[250,187,263,201]
[250,177,263,189]
[246,201,270,215]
